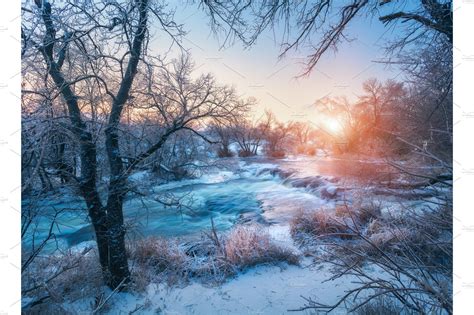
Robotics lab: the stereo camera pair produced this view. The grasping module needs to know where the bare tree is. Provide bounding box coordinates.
[288,121,313,154]
[357,78,405,130]
[210,122,236,158]
[232,110,271,157]
[262,111,293,158]
[22,0,156,289]
[21,0,247,289]
[200,0,452,75]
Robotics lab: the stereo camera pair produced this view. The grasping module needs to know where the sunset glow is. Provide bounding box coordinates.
[323,117,344,135]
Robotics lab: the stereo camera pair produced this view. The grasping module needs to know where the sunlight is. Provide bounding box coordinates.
[323,117,343,135]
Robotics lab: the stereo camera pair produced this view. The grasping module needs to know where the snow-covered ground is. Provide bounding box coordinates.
[103,261,352,315]
[64,225,357,315]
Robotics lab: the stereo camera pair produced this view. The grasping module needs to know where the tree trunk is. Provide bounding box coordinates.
[35,0,148,290]
[101,0,149,288]
[105,124,130,289]
[80,177,109,274]
[105,184,129,289]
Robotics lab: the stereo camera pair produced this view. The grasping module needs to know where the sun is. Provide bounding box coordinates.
[324,118,343,134]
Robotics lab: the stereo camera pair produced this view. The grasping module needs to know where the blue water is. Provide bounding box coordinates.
[22,161,330,251]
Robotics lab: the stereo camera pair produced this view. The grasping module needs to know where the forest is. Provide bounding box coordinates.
[21,0,452,314]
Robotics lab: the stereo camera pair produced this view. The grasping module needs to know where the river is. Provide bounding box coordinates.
[23,156,424,251]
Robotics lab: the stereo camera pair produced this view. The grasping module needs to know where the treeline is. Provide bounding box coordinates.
[23,64,452,195]
[21,54,251,194]
[210,76,451,164]
[210,110,316,159]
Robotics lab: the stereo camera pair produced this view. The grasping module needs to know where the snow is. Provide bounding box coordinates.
[325,185,338,195]
[268,224,300,253]
[99,222,356,314]
[69,240,97,254]
[129,170,150,182]
[105,261,353,315]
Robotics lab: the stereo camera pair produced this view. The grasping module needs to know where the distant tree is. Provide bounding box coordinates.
[232,111,270,157]
[357,78,405,130]
[289,121,313,154]
[262,111,293,158]
[396,40,452,162]
[210,122,236,158]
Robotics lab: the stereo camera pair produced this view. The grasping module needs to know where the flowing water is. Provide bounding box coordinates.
[23,157,397,251]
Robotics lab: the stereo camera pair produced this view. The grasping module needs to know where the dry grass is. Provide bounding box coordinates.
[334,204,352,218]
[356,201,382,224]
[128,237,189,288]
[363,227,413,256]
[129,238,187,273]
[292,201,452,314]
[127,224,299,287]
[24,224,299,313]
[291,198,385,247]
[290,197,386,248]
[334,200,382,222]
[290,209,353,244]
[22,247,104,313]
[224,226,299,268]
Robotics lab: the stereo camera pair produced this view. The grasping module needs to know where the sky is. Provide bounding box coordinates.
[149,1,407,125]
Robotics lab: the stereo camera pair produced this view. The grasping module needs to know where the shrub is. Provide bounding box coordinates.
[306,147,316,156]
[333,200,382,226]
[295,145,306,154]
[290,209,352,243]
[238,149,255,157]
[224,226,299,268]
[129,238,186,273]
[127,237,190,288]
[217,148,234,158]
[267,150,286,159]
[127,225,299,285]
[356,201,382,224]
[334,204,351,218]
[296,203,453,314]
